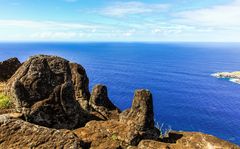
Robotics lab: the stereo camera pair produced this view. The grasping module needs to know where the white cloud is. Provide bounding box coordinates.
[0,20,98,30]
[175,0,240,27]
[30,32,78,39]
[0,20,106,41]
[122,29,136,37]
[101,1,169,17]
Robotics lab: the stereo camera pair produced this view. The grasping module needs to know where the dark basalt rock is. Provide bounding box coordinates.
[120,89,154,131]
[7,55,94,129]
[0,57,21,82]
[89,84,120,120]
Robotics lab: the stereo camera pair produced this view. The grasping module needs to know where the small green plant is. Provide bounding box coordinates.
[0,93,12,109]
[111,134,118,140]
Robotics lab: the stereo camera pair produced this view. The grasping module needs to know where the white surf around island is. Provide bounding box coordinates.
[229,78,240,84]
[211,71,240,84]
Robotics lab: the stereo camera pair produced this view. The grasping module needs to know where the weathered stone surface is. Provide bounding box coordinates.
[120,89,154,131]
[90,84,120,120]
[70,63,90,111]
[6,55,93,129]
[0,57,21,82]
[137,131,240,149]
[0,112,22,124]
[0,118,87,149]
[74,120,138,147]
[74,119,160,147]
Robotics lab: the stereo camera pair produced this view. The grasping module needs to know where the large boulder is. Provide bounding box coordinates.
[6,55,93,129]
[120,89,155,131]
[89,84,120,120]
[0,57,21,82]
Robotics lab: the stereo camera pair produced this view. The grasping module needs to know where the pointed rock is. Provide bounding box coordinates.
[90,84,120,120]
[120,89,154,131]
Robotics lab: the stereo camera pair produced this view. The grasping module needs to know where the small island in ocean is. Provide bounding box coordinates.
[211,71,240,84]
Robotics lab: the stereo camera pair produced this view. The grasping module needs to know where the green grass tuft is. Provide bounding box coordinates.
[111,134,118,140]
[0,93,11,109]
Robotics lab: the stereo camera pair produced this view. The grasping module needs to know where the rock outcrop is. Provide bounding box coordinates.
[0,119,88,149]
[89,84,120,120]
[0,57,21,82]
[0,55,239,149]
[120,89,154,131]
[6,55,94,129]
[74,89,161,147]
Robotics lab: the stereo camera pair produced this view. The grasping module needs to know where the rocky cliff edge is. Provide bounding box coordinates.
[0,55,239,149]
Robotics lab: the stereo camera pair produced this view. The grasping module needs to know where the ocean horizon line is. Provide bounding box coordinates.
[0,41,240,44]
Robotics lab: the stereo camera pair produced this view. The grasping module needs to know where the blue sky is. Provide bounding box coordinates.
[0,0,239,42]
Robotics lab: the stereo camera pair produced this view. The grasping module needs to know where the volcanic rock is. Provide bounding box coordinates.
[89,84,120,120]
[0,118,87,149]
[6,55,93,129]
[74,119,159,147]
[74,89,160,147]
[70,63,91,111]
[0,57,21,82]
[120,89,154,131]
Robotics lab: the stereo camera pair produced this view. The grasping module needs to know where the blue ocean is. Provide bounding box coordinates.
[0,42,240,145]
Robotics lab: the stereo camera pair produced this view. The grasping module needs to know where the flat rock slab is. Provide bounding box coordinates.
[0,119,88,149]
[74,120,159,148]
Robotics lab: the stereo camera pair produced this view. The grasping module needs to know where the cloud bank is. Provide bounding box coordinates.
[0,0,239,41]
